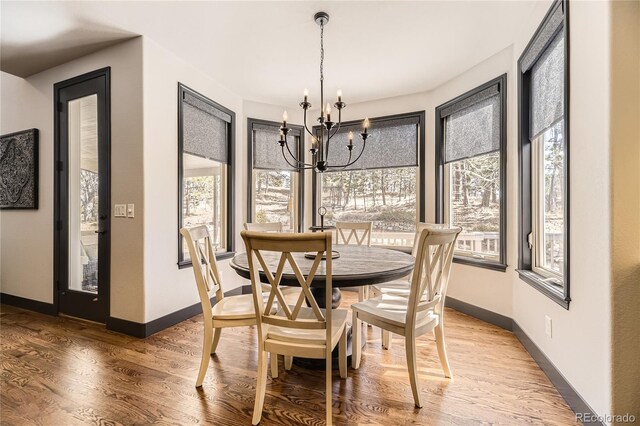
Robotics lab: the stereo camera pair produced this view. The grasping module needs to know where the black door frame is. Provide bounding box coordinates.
[54,67,111,322]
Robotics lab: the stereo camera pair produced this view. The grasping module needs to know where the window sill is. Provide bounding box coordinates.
[453,256,507,272]
[517,269,570,309]
[178,251,236,269]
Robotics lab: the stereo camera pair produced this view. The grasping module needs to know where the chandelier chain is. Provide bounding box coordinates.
[320,21,324,82]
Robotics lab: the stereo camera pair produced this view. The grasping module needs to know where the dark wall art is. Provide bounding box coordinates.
[0,129,39,209]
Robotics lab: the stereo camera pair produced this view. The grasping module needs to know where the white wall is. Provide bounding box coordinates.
[141,38,246,322]
[511,1,613,418]
[0,38,145,323]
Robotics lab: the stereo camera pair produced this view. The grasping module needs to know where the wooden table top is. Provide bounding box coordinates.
[230,244,415,288]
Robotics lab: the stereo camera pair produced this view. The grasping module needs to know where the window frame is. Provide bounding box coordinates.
[311,110,426,250]
[246,118,305,233]
[435,74,508,272]
[177,83,236,268]
[517,0,570,309]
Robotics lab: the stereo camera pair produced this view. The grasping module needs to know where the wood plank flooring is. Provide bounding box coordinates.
[0,294,579,425]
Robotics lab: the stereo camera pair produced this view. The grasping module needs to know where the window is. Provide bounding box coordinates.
[435,75,507,271]
[313,112,425,249]
[178,84,235,266]
[518,0,570,308]
[247,119,304,232]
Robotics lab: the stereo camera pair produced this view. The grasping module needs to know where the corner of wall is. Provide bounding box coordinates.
[609,0,640,418]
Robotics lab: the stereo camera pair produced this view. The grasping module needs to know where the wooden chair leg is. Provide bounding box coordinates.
[196,326,213,387]
[270,352,278,379]
[339,327,347,379]
[382,329,392,350]
[252,350,269,425]
[405,334,422,408]
[326,351,333,425]
[434,323,452,378]
[211,328,222,354]
[284,356,293,370]
[352,310,362,369]
[358,286,365,302]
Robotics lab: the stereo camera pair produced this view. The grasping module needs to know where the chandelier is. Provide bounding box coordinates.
[279,12,369,173]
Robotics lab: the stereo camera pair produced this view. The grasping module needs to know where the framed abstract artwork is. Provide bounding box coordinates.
[0,128,39,209]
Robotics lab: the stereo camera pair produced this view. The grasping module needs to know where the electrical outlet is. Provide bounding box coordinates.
[114,204,126,217]
[127,204,135,218]
[545,315,552,338]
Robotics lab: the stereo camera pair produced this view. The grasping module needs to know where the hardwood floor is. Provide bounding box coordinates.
[1,294,578,425]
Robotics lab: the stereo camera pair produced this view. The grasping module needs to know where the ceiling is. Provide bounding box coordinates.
[1,1,542,107]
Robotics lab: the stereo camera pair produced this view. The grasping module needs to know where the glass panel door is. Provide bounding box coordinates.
[55,68,110,323]
[68,94,99,293]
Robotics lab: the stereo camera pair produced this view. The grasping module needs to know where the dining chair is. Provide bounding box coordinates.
[371,222,449,349]
[181,226,278,388]
[351,225,461,408]
[241,230,348,426]
[335,221,373,302]
[243,222,283,232]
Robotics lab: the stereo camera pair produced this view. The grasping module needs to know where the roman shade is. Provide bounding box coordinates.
[182,91,231,163]
[252,122,302,171]
[442,84,501,163]
[530,31,565,139]
[317,115,420,172]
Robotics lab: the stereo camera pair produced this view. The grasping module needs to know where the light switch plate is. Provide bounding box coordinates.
[114,204,126,217]
[127,204,135,218]
[545,315,552,338]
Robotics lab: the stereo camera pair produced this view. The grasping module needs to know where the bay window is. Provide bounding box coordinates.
[436,75,507,271]
[313,112,425,249]
[247,119,304,232]
[518,0,570,307]
[178,84,235,266]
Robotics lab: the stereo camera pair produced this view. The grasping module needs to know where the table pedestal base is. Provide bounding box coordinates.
[309,287,342,309]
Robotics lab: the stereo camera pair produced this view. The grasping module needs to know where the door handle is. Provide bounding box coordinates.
[95,230,106,235]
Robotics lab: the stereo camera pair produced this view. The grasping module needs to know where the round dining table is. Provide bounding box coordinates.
[229,244,415,368]
[229,244,415,309]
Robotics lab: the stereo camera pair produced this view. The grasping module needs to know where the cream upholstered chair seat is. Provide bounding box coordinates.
[211,293,267,320]
[266,307,348,347]
[350,296,437,331]
[211,292,277,320]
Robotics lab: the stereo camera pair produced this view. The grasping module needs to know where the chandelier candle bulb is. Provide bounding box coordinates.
[282,111,288,128]
[326,103,332,121]
[363,117,370,132]
[337,90,342,102]
[348,131,354,146]
[304,89,309,102]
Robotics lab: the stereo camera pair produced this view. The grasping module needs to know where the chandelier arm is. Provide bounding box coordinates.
[343,141,367,167]
[328,109,343,139]
[327,150,353,170]
[281,145,314,170]
[283,138,309,167]
[302,107,316,139]
[330,139,367,169]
